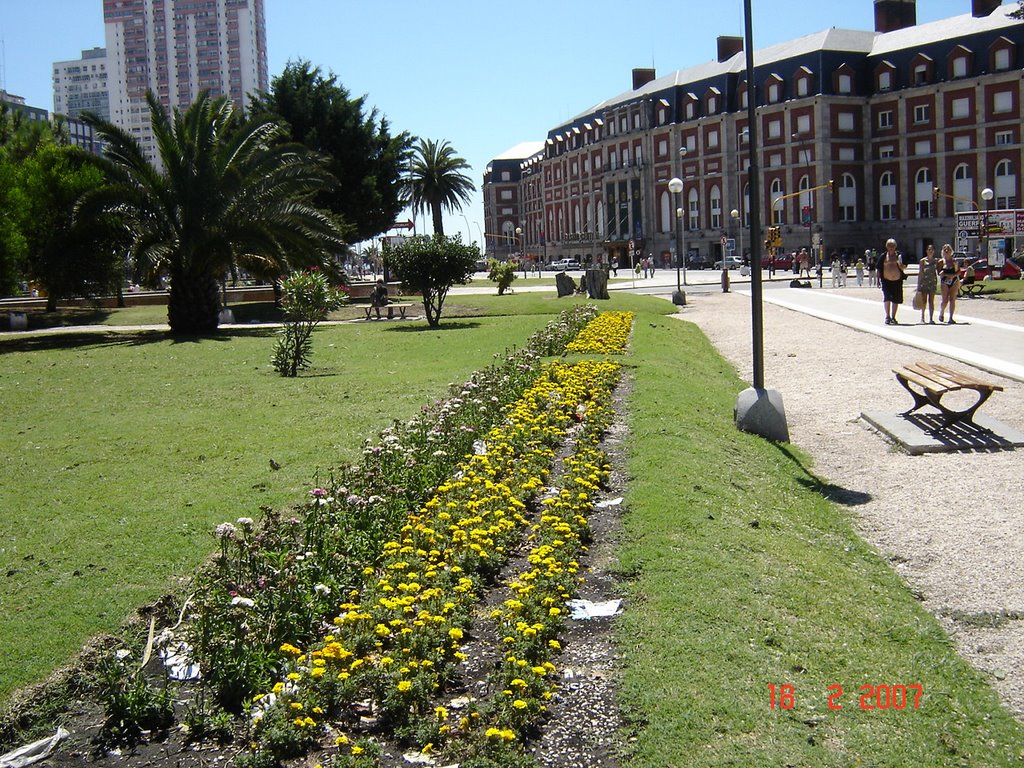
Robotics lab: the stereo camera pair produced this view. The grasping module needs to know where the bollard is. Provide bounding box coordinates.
[721,268,730,293]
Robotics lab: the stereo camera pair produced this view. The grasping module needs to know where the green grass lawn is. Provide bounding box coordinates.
[617,316,1024,766]
[2,292,1022,765]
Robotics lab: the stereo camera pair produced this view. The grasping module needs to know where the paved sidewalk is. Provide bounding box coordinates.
[743,287,1024,382]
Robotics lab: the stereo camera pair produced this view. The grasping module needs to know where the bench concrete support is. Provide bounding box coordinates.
[735,387,790,443]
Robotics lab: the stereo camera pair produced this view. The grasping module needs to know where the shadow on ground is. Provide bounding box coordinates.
[773,442,873,506]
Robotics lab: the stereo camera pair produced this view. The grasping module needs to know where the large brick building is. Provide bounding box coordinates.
[483,0,1023,268]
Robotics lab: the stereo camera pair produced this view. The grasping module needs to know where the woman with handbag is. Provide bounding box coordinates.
[915,244,939,324]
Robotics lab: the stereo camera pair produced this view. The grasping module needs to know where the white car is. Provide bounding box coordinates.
[548,259,581,271]
[714,255,744,270]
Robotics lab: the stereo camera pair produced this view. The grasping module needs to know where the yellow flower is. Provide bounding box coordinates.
[513,699,528,709]
[397,680,412,693]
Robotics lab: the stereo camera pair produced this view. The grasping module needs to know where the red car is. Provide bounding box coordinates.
[959,258,1022,281]
[760,252,795,270]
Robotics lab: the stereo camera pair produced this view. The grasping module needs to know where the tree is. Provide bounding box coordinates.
[407,138,475,236]
[19,144,123,310]
[387,235,477,327]
[81,91,346,334]
[250,61,413,243]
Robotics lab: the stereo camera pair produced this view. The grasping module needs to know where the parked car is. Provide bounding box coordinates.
[713,255,744,270]
[547,259,581,271]
[959,257,1022,281]
[687,253,714,269]
[761,252,794,270]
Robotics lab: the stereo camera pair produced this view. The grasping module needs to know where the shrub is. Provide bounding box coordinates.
[487,259,517,295]
[272,270,346,377]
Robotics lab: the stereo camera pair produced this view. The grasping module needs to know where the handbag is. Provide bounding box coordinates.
[912,291,926,310]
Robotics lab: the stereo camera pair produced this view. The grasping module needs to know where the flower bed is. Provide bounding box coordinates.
[564,311,634,355]
[240,358,622,767]
[230,313,631,767]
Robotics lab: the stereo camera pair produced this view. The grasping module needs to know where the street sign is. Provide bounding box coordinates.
[726,238,736,253]
[391,219,415,230]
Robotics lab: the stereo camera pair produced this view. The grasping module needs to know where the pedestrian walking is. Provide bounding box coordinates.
[915,244,939,323]
[854,258,865,286]
[937,243,960,323]
[879,238,907,325]
[867,250,877,287]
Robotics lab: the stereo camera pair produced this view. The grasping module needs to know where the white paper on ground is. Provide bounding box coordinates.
[0,727,70,768]
[594,497,623,508]
[567,598,622,619]
[160,641,201,680]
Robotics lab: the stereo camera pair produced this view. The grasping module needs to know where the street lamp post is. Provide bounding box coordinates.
[981,187,994,266]
[515,226,526,277]
[669,177,685,304]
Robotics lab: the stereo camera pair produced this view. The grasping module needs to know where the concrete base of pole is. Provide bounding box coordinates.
[671,289,687,306]
[734,387,790,442]
[721,269,731,293]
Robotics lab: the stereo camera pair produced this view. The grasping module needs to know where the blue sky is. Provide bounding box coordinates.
[0,0,979,244]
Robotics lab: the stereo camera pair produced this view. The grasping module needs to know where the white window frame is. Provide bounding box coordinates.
[951,97,970,119]
[913,104,930,124]
[878,110,893,129]
[838,73,852,94]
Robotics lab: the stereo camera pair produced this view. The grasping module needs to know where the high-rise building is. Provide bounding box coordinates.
[484,0,1024,269]
[53,47,110,121]
[103,0,269,158]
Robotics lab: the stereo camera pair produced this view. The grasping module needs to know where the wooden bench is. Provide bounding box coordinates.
[892,361,1003,428]
[363,302,413,320]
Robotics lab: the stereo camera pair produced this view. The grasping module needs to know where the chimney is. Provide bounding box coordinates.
[874,0,917,32]
[632,68,656,91]
[972,0,1001,17]
[717,36,743,63]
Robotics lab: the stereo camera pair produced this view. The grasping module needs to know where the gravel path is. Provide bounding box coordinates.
[680,291,1024,719]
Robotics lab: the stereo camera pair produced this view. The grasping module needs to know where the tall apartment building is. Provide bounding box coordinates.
[484,0,1024,268]
[103,0,269,158]
[53,47,111,121]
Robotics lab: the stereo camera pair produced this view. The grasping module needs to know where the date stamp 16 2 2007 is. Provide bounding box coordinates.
[768,684,924,711]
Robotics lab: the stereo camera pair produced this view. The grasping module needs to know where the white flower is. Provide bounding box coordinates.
[314,584,331,596]
[231,596,255,609]
[215,522,237,539]
[115,649,132,661]
[236,517,254,527]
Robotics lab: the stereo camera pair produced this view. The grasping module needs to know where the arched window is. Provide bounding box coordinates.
[743,183,750,228]
[879,171,896,220]
[952,163,973,212]
[573,204,582,233]
[995,159,1016,208]
[557,208,565,239]
[687,188,699,231]
[660,190,671,233]
[596,202,605,237]
[839,173,857,222]
[770,178,784,224]
[915,167,933,218]
[798,174,811,212]
[710,186,722,229]
[501,221,515,252]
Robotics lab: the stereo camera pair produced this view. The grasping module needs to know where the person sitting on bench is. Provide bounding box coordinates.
[370,278,389,319]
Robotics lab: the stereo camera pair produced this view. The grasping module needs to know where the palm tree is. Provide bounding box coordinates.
[406,138,475,236]
[80,91,346,334]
